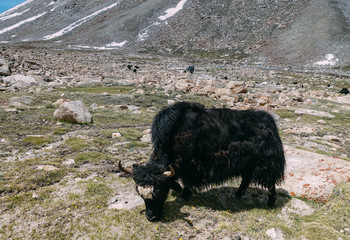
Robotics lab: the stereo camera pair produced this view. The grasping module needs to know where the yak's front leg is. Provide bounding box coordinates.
[181,187,192,200]
[170,181,183,193]
[235,173,252,199]
[267,185,276,207]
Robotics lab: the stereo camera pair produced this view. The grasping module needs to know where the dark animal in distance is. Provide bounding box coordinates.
[127,64,139,73]
[339,88,349,95]
[119,102,286,221]
[185,65,195,74]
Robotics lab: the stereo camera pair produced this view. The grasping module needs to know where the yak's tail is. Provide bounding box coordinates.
[151,102,204,151]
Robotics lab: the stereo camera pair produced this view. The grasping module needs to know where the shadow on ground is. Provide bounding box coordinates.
[161,186,291,222]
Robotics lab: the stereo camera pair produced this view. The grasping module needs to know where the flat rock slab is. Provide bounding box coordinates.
[281,146,350,201]
[108,182,143,210]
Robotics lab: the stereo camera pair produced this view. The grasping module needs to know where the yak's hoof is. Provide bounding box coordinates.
[267,199,276,208]
[181,188,192,201]
[235,191,242,199]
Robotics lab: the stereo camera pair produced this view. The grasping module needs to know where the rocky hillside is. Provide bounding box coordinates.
[0,0,350,66]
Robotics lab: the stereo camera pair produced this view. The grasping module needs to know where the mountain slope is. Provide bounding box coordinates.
[0,0,349,67]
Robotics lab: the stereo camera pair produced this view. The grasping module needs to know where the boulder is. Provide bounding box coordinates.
[214,88,231,98]
[175,79,193,91]
[0,58,10,76]
[53,98,71,107]
[54,100,92,123]
[196,85,214,96]
[10,96,34,107]
[226,81,247,94]
[3,74,38,88]
[281,198,315,217]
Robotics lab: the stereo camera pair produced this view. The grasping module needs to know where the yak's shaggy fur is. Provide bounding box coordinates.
[124,102,286,221]
[152,102,285,189]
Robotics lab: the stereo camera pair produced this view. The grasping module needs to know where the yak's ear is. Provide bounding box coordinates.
[163,165,175,178]
[118,161,133,175]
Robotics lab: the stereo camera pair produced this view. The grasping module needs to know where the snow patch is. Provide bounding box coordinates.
[138,0,187,42]
[137,22,161,41]
[43,2,120,40]
[0,12,47,35]
[70,41,127,50]
[0,9,30,21]
[315,54,339,66]
[106,41,127,47]
[158,0,188,21]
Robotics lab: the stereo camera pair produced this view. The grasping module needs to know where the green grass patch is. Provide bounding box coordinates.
[64,137,90,151]
[84,182,112,208]
[22,136,52,146]
[118,128,144,141]
[75,151,115,164]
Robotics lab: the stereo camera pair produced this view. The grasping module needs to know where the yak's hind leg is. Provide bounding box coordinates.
[267,185,276,207]
[181,187,192,200]
[235,173,252,199]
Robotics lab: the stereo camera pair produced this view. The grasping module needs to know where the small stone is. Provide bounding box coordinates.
[37,165,57,171]
[62,159,75,167]
[112,132,122,138]
[141,134,151,143]
[266,228,284,240]
[32,193,39,199]
[136,89,145,95]
[5,108,17,113]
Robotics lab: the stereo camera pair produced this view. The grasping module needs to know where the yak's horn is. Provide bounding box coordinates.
[163,165,175,178]
[118,161,133,175]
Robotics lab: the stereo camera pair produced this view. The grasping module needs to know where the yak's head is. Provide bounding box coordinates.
[119,161,175,221]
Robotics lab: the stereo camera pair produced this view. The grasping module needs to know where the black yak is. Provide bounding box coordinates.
[119,102,286,221]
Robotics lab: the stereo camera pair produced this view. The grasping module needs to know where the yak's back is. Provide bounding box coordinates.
[151,102,204,151]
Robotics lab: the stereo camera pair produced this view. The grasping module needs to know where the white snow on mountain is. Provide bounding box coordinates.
[158,0,187,21]
[43,1,120,40]
[0,9,30,21]
[314,54,339,66]
[0,12,46,35]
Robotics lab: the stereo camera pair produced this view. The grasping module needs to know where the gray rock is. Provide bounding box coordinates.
[3,74,38,88]
[282,198,315,217]
[295,109,335,118]
[266,228,284,240]
[9,96,33,107]
[62,159,75,167]
[37,165,57,171]
[0,58,10,76]
[141,133,151,143]
[108,193,143,210]
[54,100,92,123]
